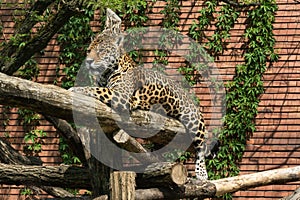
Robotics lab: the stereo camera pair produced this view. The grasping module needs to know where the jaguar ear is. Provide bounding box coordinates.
[105,8,121,34]
[115,35,124,48]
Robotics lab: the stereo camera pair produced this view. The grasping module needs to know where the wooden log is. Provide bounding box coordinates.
[40,186,75,198]
[136,162,188,188]
[0,163,91,189]
[113,130,161,163]
[211,165,300,196]
[135,181,216,200]
[110,171,136,200]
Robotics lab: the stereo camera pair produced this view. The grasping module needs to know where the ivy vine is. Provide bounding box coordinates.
[189,1,278,199]
[153,0,181,71]
[121,0,148,63]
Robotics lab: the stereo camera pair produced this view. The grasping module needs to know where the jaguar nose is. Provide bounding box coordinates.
[86,58,94,65]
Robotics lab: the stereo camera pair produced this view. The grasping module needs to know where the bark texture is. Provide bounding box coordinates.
[211,165,300,196]
[110,171,136,200]
[0,163,91,189]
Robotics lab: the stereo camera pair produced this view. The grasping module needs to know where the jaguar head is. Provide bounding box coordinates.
[85,8,124,85]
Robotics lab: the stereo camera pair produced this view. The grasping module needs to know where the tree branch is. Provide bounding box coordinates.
[0,139,41,165]
[44,115,88,166]
[0,0,54,59]
[0,0,83,75]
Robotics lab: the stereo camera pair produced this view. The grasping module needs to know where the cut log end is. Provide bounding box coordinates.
[137,162,188,188]
[170,163,188,185]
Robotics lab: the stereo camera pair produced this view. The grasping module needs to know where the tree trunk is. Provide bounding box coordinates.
[88,156,111,197]
[110,171,136,200]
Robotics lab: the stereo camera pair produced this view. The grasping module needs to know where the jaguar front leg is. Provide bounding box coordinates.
[68,86,113,105]
[69,87,131,113]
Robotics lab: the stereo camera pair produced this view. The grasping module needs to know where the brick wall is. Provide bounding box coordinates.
[0,0,300,199]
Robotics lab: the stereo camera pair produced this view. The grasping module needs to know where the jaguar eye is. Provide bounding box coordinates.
[113,64,119,70]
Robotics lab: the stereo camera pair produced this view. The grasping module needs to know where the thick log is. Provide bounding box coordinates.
[135,181,216,200]
[0,137,74,197]
[0,163,91,190]
[0,72,184,146]
[0,162,187,190]
[136,162,188,188]
[110,171,136,200]
[211,165,300,195]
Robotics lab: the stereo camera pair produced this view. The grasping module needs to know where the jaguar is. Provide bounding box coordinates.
[69,8,208,180]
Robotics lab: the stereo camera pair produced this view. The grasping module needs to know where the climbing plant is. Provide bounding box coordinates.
[153,0,181,71]
[189,0,278,199]
[121,0,148,63]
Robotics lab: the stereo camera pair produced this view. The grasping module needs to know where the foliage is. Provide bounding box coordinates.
[59,137,81,164]
[23,129,47,155]
[56,7,94,89]
[17,58,39,80]
[121,0,148,63]
[85,0,147,13]
[20,187,32,196]
[163,149,191,162]
[153,0,181,71]
[17,108,47,156]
